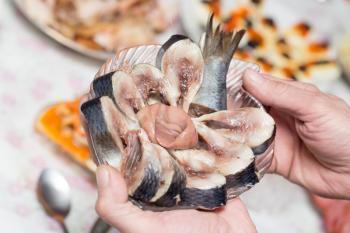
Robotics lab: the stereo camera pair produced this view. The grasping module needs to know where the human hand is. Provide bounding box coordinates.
[243,69,350,199]
[95,165,257,233]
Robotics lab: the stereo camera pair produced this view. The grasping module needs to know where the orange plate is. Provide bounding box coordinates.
[36,99,96,172]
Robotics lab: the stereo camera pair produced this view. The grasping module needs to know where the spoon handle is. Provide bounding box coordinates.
[90,217,111,233]
[61,222,70,233]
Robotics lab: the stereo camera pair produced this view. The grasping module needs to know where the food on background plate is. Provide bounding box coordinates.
[80,15,275,210]
[187,0,340,87]
[36,99,96,172]
[22,0,175,52]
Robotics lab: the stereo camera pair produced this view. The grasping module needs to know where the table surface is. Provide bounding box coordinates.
[1,1,350,232]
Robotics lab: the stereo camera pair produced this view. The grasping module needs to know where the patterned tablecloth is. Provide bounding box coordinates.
[1,1,350,233]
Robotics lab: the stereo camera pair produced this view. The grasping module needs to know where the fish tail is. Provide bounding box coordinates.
[203,14,245,63]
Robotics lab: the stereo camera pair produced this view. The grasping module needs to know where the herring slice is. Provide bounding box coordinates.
[170,149,226,210]
[180,173,227,210]
[171,149,217,173]
[197,108,275,154]
[82,96,162,203]
[93,71,145,121]
[92,71,115,99]
[150,144,186,207]
[156,35,204,112]
[192,120,258,196]
[225,161,258,198]
[111,71,145,121]
[193,120,254,160]
[131,63,177,106]
[127,137,162,202]
[81,96,123,168]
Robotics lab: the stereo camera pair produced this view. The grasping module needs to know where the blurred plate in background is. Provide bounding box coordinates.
[180,0,345,90]
[13,0,179,60]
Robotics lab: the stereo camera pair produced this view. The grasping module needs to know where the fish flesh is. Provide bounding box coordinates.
[196,108,276,155]
[81,14,275,210]
[156,35,204,112]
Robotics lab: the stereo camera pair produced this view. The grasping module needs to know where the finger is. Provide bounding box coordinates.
[243,69,317,119]
[95,165,156,233]
[261,73,319,92]
[265,109,297,176]
[216,198,256,232]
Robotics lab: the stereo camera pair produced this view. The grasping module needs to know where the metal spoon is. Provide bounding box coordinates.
[37,169,71,233]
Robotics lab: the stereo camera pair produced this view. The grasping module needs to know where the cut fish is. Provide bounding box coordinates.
[82,14,276,211]
[157,35,204,112]
[180,173,226,210]
[92,71,145,121]
[197,108,275,154]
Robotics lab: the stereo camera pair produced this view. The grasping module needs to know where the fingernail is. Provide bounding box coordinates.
[244,69,264,85]
[96,166,110,188]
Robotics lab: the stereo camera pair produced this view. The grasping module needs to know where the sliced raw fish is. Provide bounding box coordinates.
[157,35,204,112]
[193,120,253,160]
[150,144,186,207]
[126,136,162,202]
[112,71,145,121]
[156,35,188,68]
[171,149,217,174]
[81,96,122,168]
[131,64,162,101]
[225,162,258,198]
[197,108,275,151]
[131,63,177,106]
[169,148,227,210]
[92,71,145,121]
[180,173,227,210]
[92,71,115,100]
[81,14,276,211]
[82,97,162,203]
[192,120,257,192]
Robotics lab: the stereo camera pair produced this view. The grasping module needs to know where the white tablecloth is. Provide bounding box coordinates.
[1,1,350,232]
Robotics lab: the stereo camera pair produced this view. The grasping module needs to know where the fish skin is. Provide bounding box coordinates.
[132,164,161,202]
[156,34,188,70]
[225,161,258,198]
[93,71,145,121]
[149,144,186,206]
[252,143,269,155]
[80,97,122,166]
[92,71,115,100]
[154,162,186,207]
[82,96,163,203]
[194,14,245,111]
[180,186,227,210]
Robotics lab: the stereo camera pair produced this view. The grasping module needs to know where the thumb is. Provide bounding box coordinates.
[95,165,156,233]
[216,198,256,232]
[242,69,316,119]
